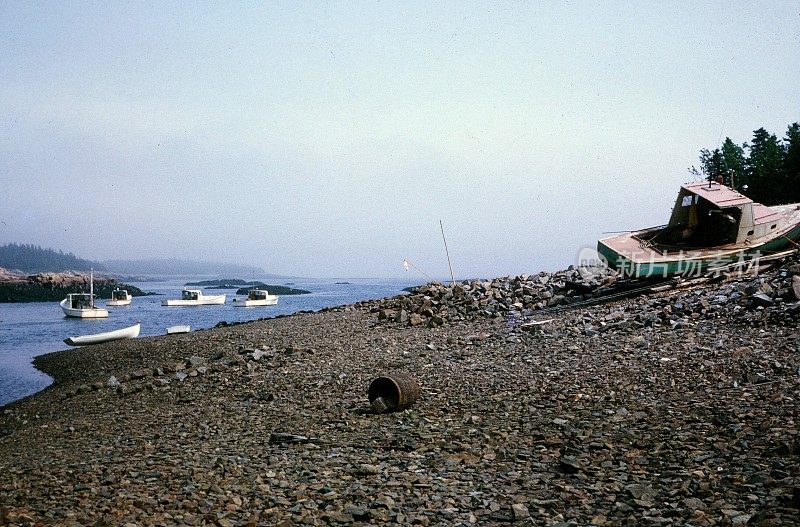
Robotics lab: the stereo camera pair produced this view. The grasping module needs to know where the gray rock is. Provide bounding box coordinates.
[409,313,425,327]
[511,503,530,519]
[750,292,773,307]
[187,355,206,366]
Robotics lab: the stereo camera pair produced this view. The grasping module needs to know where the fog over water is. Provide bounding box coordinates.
[1,2,797,279]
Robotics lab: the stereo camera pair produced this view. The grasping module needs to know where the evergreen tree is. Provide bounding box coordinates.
[689,148,726,183]
[720,138,747,189]
[783,123,800,203]
[745,128,784,204]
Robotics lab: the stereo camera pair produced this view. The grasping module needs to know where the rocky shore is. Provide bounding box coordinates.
[0,268,151,302]
[1,257,799,526]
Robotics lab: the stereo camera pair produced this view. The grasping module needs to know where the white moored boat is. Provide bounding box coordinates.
[232,288,279,307]
[106,288,132,306]
[64,322,140,346]
[161,289,226,306]
[60,270,109,318]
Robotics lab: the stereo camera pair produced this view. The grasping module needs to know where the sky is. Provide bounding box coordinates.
[1,1,798,279]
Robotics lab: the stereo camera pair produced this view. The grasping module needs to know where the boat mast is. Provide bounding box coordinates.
[440,220,456,287]
[90,268,94,308]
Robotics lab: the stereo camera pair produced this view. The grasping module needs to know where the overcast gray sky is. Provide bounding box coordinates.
[1,1,797,279]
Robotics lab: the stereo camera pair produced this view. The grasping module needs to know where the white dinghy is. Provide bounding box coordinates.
[64,322,140,346]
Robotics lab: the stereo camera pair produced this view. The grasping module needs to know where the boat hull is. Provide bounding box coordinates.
[106,299,132,306]
[232,297,278,307]
[161,295,226,306]
[64,323,140,346]
[166,325,191,334]
[60,298,109,318]
[598,218,800,278]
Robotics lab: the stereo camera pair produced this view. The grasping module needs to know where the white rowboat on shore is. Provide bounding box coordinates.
[166,325,191,334]
[64,323,140,346]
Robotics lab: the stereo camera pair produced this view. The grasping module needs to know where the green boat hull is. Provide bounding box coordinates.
[598,223,800,278]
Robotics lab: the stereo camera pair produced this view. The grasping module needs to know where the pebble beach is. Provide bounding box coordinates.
[1,260,799,526]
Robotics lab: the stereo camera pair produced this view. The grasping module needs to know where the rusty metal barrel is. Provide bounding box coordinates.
[368,373,420,411]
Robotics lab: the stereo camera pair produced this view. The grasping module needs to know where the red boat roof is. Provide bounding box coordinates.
[682,181,752,208]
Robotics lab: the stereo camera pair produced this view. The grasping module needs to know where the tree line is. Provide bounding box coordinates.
[0,243,106,273]
[690,122,800,206]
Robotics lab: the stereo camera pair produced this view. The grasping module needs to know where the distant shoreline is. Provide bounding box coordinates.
[0,270,154,303]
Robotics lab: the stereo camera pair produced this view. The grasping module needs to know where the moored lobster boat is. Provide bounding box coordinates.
[232,288,279,307]
[161,289,226,306]
[59,270,109,318]
[64,322,140,346]
[106,288,132,306]
[598,182,800,278]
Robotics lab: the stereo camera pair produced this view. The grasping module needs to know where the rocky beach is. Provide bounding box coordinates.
[1,258,799,526]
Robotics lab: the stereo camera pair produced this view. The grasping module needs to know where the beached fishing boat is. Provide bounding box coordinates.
[64,322,140,346]
[166,325,191,334]
[598,181,800,278]
[59,270,109,318]
[106,288,132,306]
[232,288,279,307]
[161,289,226,306]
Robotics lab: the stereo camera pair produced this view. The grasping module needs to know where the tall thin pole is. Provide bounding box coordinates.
[439,220,456,286]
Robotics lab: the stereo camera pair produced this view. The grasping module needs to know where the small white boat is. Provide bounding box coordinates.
[161,289,226,306]
[232,288,279,307]
[106,288,132,306]
[60,270,109,318]
[64,322,140,346]
[166,325,191,334]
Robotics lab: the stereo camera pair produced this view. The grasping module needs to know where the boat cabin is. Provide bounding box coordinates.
[111,289,130,301]
[639,182,786,249]
[181,289,200,301]
[68,293,94,309]
[249,289,270,300]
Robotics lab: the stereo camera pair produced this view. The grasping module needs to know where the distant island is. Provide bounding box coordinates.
[103,258,290,278]
[185,278,257,288]
[185,279,311,296]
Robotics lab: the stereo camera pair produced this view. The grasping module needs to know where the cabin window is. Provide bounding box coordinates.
[682,196,693,207]
[747,230,754,236]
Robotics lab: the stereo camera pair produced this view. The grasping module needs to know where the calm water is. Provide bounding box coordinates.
[0,277,415,407]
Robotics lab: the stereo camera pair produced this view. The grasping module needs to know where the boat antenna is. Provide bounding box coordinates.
[440,220,456,286]
[89,268,94,308]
